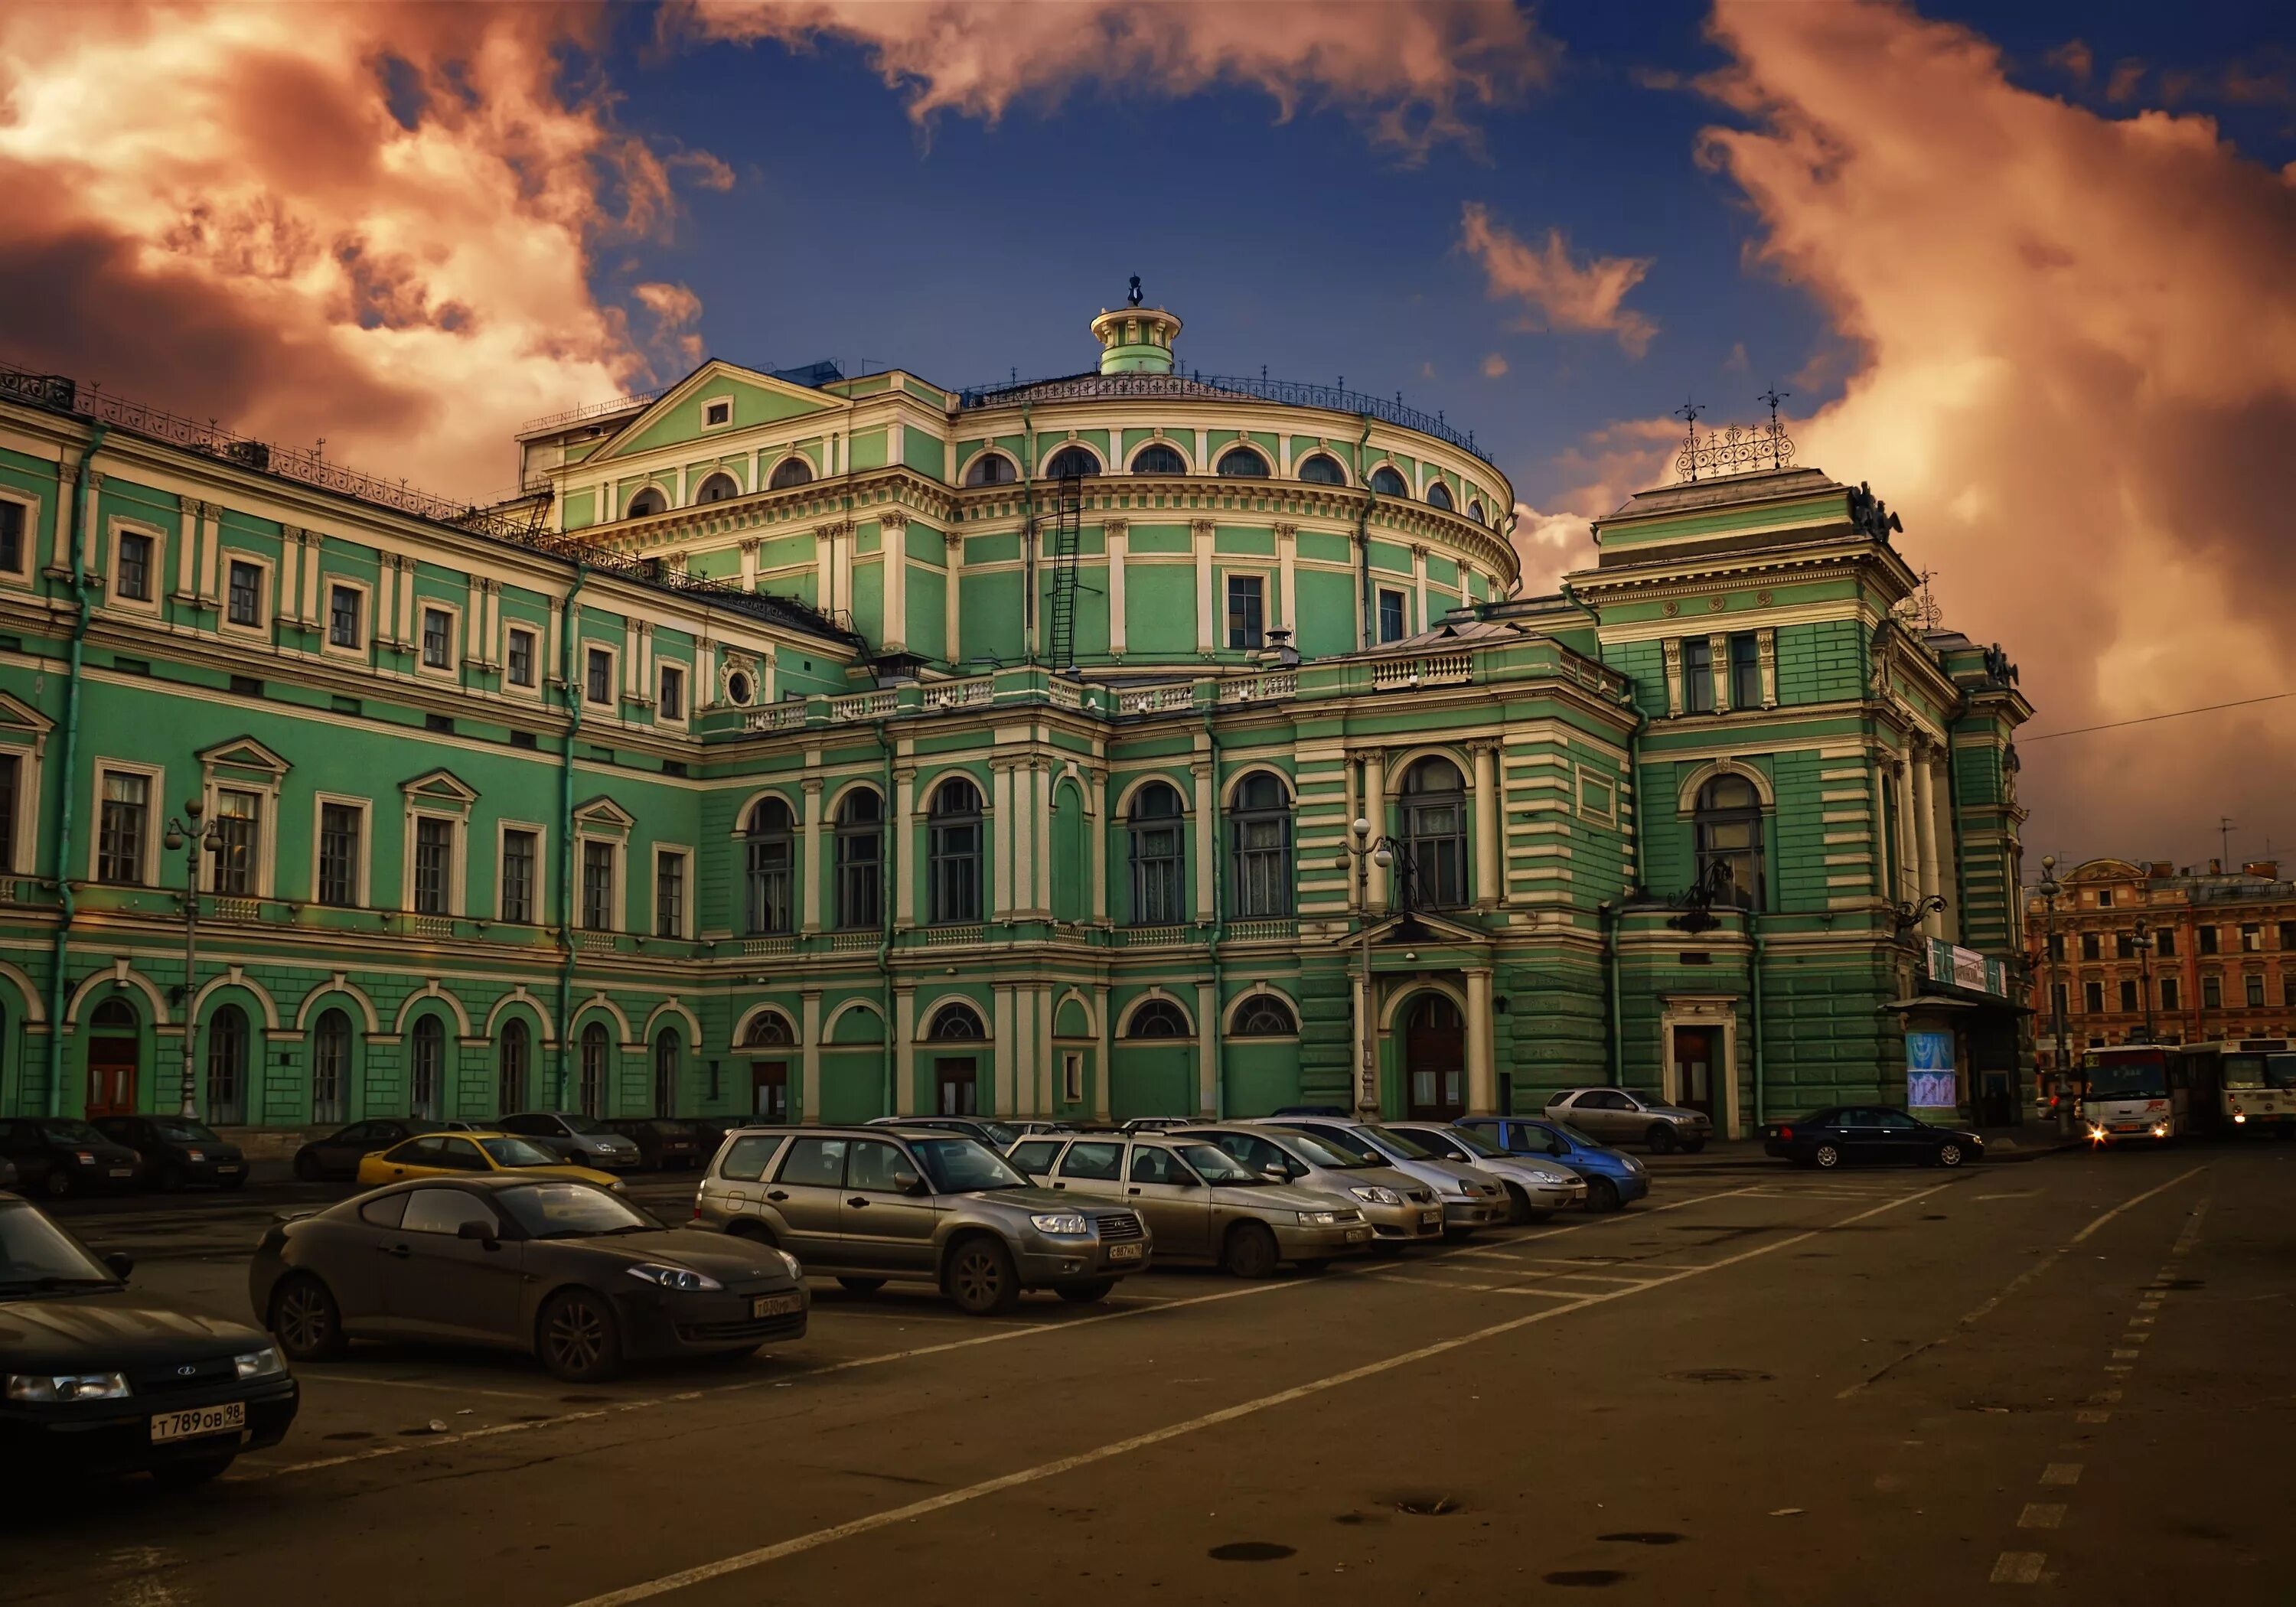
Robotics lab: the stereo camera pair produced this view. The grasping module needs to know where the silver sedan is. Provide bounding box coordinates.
[1385,1121,1587,1223]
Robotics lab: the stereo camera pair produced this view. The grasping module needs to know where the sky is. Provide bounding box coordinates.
[1,0,2291,876]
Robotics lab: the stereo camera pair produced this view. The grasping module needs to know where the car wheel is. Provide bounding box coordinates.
[1646,1123,1678,1155]
[1585,1175,1622,1213]
[149,1454,235,1491]
[538,1289,623,1382]
[271,1274,349,1362]
[1814,1142,1843,1169]
[41,1167,73,1199]
[1055,1279,1116,1304]
[944,1236,1020,1316]
[835,1276,886,1295]
[1936,1142,1965,1169]
[1223,1221,1281,1279]
[293,1150,321,1183]
[1501,1182,1533,1225]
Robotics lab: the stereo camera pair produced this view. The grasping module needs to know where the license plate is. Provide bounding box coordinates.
[1346,1228,1371,1242]
[217,1164,241,1172]
[151,1401,244,1443]
[1107,1242,1144,1262]
[1420,1211,1443,1228]
[109,1168,133,1178]
[751,1292,804,1319]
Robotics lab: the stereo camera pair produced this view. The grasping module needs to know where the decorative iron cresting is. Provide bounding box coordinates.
[1674,390,1795,483]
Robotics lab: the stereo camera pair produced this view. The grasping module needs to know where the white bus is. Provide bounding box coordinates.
[2077,1045,2190,1145]
[2187,1038,2296,1138]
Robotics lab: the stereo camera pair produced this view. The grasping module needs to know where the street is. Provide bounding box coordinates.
[9,1144,2290,1605]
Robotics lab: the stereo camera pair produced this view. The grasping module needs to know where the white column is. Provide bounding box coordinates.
[1036,989,1055,1115]
[882,511,908,651]
[1895,758,1921,907]
[1090,771,1109,924]
[77,470,101,573]
[991,763,1013,918]
[396,557,415,646]
[1192,519,1215,654]
[894,768,917,926]
[1192,758,1215,921]
[1472,742,1501,907]
[375,556,397,647]
[1362,750,1389,910]
[943,535,964,663]
[1912,748,1941,936]
[1709,631,1732,713]
[275,526,299,621]
[814,523,835,614]
[800,991,823,1123]
[800,778,823,934]
[1031,761,1052,916]
[739,538,758,591]
[198,505,221,607]
[993,985,1016,1115]
[465,578,483,660]
[623,619,641,699]
[483,580,501,667]
[173,499,201,599]
[1195,981,1219,1116]
[1012,761,1035,915]
[1105,521,1128,656]
[1092,984,1113,1122]
[1012,986,1035,1118]
[1929,753,1957,938]
[1352,535,1367,650]
[1412,543,1430,634]
[1275,523,1297,635]
[893,986,916,1116]
[1466,967,1496,1116]
[302,533,323,623]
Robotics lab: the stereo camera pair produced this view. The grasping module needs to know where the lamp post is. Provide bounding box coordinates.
[161,798,224,1122]
[1343,817,1399,1120]
[2132,918,2155,1044]
[2037,855,2070,1134]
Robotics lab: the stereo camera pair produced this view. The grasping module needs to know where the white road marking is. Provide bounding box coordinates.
[556,1182,1949,1607]
[303,1372,556,1402]
[2067,1165,2207,1243]
[2017,1504,2065,1530]
[2040,1463,2082,1486]
[1989,1551,2047,1584]
[2076,1410,2111,1424]
[2110,1348,2139,1360]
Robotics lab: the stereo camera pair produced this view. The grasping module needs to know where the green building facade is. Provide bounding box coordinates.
[0,298,2031,1140]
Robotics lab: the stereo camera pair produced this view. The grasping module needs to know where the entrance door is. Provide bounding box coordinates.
[749,1061,789,1121]
[86,1037,139,1119]
[936,1058,979,1116]
[1404,996,1465,1120]
[1671,1027,1718,1120]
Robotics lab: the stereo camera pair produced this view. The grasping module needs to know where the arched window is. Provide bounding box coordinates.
[1401,758,1468,911]
[834,789,882,929]
[1125,999,1191,1039]
[1127,782,1186,926]
[1215,446,1269,478]
[1426,481,1454,511]
[1228,771,1293,919]
[497,1017,530,1114]
[653,1027,680,1116]
[312,1008,351,1124]
[695,471,742,504]
[206,1004,248,1125]
[964,452,1017,487]
[1296,453,1346,485]
[92,998,135,1030]
[410,1014,445,1120]
[1368,465,1409,497]
[1043,445,1101,480]
[1130,442,1187,476]
[579,1021,608,1116]
[768,456,814,491]
[743,1010,795,1047]
[1231,995,1298,1037]
[1694,774,1766,911]
[927,1002,987,1041]
[1466,499,1486,526]
[928,777,983,925]
[745,797,795,934]
[626,487,667,518]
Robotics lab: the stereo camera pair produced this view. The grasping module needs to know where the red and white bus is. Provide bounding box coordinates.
[2077,1045,2189,1145]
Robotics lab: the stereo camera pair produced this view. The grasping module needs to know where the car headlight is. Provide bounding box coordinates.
[775,1249,804,1279]
[1532,1171,1573,1187]
[233,1347,285,1380]
[1030,1212,1090,1236]
[1296,1209,1354,1226]
[625,1263,722,1292]
[1349,1185,1401,1206]
[7,1371,129,1402]
[1455,1176,1483,1195]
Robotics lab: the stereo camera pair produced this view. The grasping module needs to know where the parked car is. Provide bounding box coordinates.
[292,1118,464,1182]
[253,1178,805,1382]
[0,1118,146,1199]
[598,1118,709,1171]
[1270,1105,1349,1118]
[354,1133,626,1191]
[1006,1132,1371,1276]
[1117,1116,1199,1134]
[1166,1125,1444,1247]
[1249,1117,1507,1238]
[693,1125,1151,1315]
[1454,1116,1650,1212]
[681,1115,755,1149]
[1544,1087,1714,1153]
[92,1116,248,1191]
[2,1192,298,1484]
[868,1113,1021,1149]
[1009,1120,1078,1137]
[0,1156,15,1191]
[1382,1122,1587,1223]
[496,1113,642,1170]
[1763,1108,1985,1170]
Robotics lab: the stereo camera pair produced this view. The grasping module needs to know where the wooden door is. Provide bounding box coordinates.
[1404,996,1465,1120]
[86,1037,139,1119]
[1672,1027,1717,1119]
[936,1058,979,1116]
[748,1061,789,1122]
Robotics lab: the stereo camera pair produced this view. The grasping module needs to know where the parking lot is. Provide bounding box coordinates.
[11,1144,2293,1605]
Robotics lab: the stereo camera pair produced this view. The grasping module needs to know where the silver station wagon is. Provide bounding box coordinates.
[693,1125,1151,1315]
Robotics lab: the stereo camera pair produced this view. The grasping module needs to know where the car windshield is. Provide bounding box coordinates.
[2269,1054,2296,1090]
[1544,1122,1600,1149]
[1357,1125,1437,1160]
[38,1120,107,1145]
[497,1183,658,1238]
[0,1202,119,1292]
[1287,1128,1382,1167]
[1437,1126,1506,1159]
[556,1115,607,1135]
[1177,1143,1258,1184]
[148,1119,220,1143]
[2082,1058,2167,1100]
[478,1137,564,1168]
[1282,1133,1364,1169]
[912,1136,1029,1194]
[2219,1054,2268,1090]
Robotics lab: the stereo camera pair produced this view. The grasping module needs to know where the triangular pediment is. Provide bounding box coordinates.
[573,794,637,830]
[0,691,53,738]
[400,767,479,805]
[197,735,290,776]
[594,360,847,463]
[1322,909,1491,950]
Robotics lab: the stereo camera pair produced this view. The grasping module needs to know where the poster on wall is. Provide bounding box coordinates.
[1906,1030,1957,1110]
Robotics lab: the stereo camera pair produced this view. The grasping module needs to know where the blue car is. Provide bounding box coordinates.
[1454,1116,1649,1211]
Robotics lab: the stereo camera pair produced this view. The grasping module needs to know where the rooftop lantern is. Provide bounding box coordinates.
[1091,275,1180,376]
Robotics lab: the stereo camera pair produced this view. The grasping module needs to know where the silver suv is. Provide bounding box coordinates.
[1005,1133,1373,1276]
[1544,1088,1713,1153]
[693,1126,1150,1315]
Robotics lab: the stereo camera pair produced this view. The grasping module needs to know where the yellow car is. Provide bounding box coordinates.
[355,1131,625,1191]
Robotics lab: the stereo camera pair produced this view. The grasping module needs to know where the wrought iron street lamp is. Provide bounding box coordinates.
[1342,817,1415,1120]
[161,798,224,1122]
[2132,918,2156,1044]
[2037,856,2070,1133]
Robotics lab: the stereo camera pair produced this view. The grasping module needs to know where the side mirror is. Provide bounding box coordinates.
[456,1220,501,1247]
[1261,1165,1290,1184]
[892,1169,926,1195]
[103,1251,134,1281]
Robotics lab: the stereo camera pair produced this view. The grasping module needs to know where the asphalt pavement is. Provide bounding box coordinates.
[11,1142,2291,1605]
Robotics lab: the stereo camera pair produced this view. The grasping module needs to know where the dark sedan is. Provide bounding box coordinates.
[291,1118,461,1182]
[598,1118,708,1171]
[0,1117,146,1198]
[251,1177,807,1382]
[1763,1107,1985,1169]
[93,1116,249,1191]
[1,1193,298,1485]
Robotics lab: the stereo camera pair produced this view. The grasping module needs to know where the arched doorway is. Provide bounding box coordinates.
[742,1011,794,1120]
[86,997,140,1118]
[1404,993,1465,1120]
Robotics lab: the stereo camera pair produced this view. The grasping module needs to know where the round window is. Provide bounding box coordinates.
[726,672,754,706]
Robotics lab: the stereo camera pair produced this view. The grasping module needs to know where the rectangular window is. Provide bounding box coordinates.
[501,829,536,924]
[2082,980,2104,1013]
[1727,632,1761,709]
[115,531,153,601]
[2246,974,2266,1009]
[703,400,731,426]
[2160,976,2180,1012]
[96,771,149,885]
[1062,1052,1082,1104]
[2199,926,2219,955]
[1225,575,1264,650]
[2280,921,2296,950]
[2095,888,2114,908]
[421,607,452,670]
[1377,588,1406,644]
[2285,975,2296,1009]
[227,559,263,627]
[2241,924,2262,952]
[507,627,536,688]
[328,585,363,648]
[207,790,259,895]
[0,752,15,873]
[2114,931,2135,959]
[317,803,360,907]
[0,500,22,572]
[2154,928,2176,958]
[2080,931,2100,960]
[413,817,452,914]
[2118,979,2138,1012]
[655,849,684,938]
[658,663,685,720]
[585,647,612,706]
[1681,637,1714,714]
[2046,932,2064,961]
[2202,975,2222,1010]
[581,840,616,931]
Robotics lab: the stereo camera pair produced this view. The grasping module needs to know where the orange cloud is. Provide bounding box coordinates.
[673,0,1552,157]
[1698,0,2296,862]
[634,281,707,367]
[1458,202,1659,357]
